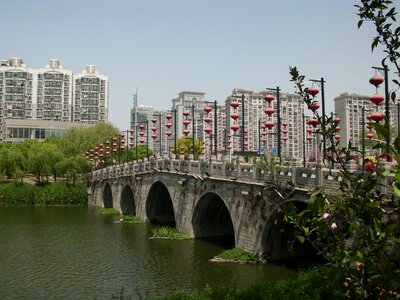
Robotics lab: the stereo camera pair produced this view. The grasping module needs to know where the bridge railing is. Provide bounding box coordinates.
[90,157,397,196]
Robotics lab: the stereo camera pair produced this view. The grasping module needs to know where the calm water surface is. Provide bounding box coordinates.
[0,207,294,299]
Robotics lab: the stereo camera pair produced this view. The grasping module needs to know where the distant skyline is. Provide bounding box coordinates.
[0,0,393,130]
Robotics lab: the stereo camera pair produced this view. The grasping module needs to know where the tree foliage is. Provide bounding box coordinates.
[174,137,202,160]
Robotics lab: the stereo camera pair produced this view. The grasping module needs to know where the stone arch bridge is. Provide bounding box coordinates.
[88,157,395,260]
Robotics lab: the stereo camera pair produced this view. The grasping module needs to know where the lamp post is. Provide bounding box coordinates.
[230,94,246,157]
[303,113,306,167]
[204,100,218,156]
[265,87,281,163]
[371,66,391,161]
[309,78,326,158]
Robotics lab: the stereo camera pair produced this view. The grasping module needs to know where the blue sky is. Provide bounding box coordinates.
[0,0,392,130]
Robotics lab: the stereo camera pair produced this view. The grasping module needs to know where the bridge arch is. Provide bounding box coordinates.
[261,199,314,261]
[192,192,235,247]
[120,185,135,215]
[103,182,113,208]
[146,181,175,227]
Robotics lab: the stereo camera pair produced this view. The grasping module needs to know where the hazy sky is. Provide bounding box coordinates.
[0,0,393,130]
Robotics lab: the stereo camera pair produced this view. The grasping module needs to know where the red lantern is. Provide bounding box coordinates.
[282,122,288,127]
[265,120,275,129]
[204,127,212,134]
[334,134,341,140]
[165,114,172,120]
[365,160,375,171]
[282,136,288,142]
[129,142,134,147]
[264,107,275,115]
[282,129,288,134]
[166,122,172,128]
[139,139,144,144]
[369,75,384,88]
[139,132,144,137]
[183,111,190,116]
[308,118,319,127]
[165,131,172,137]
[264,94,275,103]
[151,118,157,123]
[151,126,157,132]
[309,101,320,112]
[308,87,319,97]
[230,101,240,109]
[367,133,374,139]
[204,106,212,113]
[334,117,341,123]
[370,93,384,105]
[139,124,145,129]
[306,135,312,141]
[231,124,240,131]
[262,138,267,143]
[129,129,134,134]
[183,129,191,136]
[183,119,190,126]
[366,124,374,130]
[231,112,240,120]
[369,112,384,122]
[151,134,157,139]
[204,117,212,124]
[335,126,341,131]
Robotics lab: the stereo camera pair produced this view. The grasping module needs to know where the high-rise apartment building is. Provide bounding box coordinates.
[0,57,108,142]
[226,88,304,163]
[0,58,35,137]
[334,92,398,153]
[73,65,108,124]
[36,59,73,122]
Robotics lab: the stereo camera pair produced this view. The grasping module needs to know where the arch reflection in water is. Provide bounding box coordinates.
[120,185,135,215]
[146,181,176,227]
[103,183,113,208]
[192,192,235,248]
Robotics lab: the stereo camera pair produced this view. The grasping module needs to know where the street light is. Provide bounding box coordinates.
[230,94,246,157]
[309,78,326,158]
[370,66,391,162]
[204,100,218,156]
[265,87,281,163]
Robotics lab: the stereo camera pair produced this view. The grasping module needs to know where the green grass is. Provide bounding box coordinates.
[151,226,191,240]
[121,214,144,223]
[98,207,120,216]
[213,247,267,264]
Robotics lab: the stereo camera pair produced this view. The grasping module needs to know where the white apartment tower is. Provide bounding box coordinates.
[0,58,36,138]
[0,57,109,141]
[334,92,398,152]
[36,59,73,122]
[73,65,108,124]
[226,88,304,162]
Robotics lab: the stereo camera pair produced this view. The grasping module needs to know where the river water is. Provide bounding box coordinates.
[0,206,294,299]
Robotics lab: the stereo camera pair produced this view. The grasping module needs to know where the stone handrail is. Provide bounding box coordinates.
[90,157,397,196]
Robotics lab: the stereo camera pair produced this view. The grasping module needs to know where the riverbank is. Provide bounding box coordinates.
[0,182,87,206]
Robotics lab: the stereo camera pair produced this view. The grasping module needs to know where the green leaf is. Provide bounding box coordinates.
[394,182,400,196]
[294,232,305,244]
[358,19,364,28]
